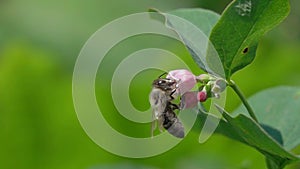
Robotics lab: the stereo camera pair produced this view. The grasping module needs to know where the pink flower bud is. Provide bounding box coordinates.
[166,69,196,95]
[180,91,198,109]
[197,91,207,102]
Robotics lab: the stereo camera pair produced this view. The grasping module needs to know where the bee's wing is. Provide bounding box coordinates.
[151,109,156,138]
[151,110,165,137]
[149,88,168,137]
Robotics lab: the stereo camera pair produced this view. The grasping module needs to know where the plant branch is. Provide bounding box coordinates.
[228,80,258,122]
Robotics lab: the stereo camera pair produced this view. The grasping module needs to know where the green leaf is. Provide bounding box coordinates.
[167,9,220,37]
[196,107,298,169]
[151,8,220,73]
[209,0,290,79]
[199,86,300,169]
[195,86,300,168]
[234,86,300,152]
[266,157,290,169]
[220,110,298,169]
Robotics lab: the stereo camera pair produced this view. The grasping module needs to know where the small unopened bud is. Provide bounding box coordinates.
[212,85,221,94]
[215,79,226,92]
[196,74,210,83]
[197,91,207,102]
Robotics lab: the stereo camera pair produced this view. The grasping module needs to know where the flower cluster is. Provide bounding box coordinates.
[166,69,227,109]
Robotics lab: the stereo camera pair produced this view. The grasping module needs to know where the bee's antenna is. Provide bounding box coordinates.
[159,72,167,78]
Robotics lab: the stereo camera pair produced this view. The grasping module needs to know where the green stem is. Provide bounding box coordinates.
[228,80,258,122]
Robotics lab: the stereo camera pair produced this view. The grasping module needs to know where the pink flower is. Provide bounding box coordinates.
[180,90,208,109]
[180,91,198,109]
[166,69,197,95]
[197,91,207,102]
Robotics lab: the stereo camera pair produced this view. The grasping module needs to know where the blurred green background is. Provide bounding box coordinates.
[1,0,300,169]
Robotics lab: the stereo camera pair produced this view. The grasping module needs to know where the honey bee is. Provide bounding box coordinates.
[149,75,185,138]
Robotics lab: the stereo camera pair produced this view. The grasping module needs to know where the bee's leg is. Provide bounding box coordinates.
[158,72,167,78]
[169,88,177,100]
[169,103,179,110]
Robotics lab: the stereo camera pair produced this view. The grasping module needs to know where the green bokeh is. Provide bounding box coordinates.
[1,0,300,169]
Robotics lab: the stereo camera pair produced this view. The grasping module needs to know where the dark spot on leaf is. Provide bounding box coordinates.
[242,47,249,54]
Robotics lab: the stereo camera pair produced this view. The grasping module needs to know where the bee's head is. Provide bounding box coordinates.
[152,78,177,91]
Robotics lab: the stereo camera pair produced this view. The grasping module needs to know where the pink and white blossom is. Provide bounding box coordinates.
[167,69,196,95]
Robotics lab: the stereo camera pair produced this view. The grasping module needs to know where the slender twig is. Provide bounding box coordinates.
[228,80,258,122]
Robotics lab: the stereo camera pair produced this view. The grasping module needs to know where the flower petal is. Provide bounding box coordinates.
[180,91,198,109]
[167,69,197,95]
